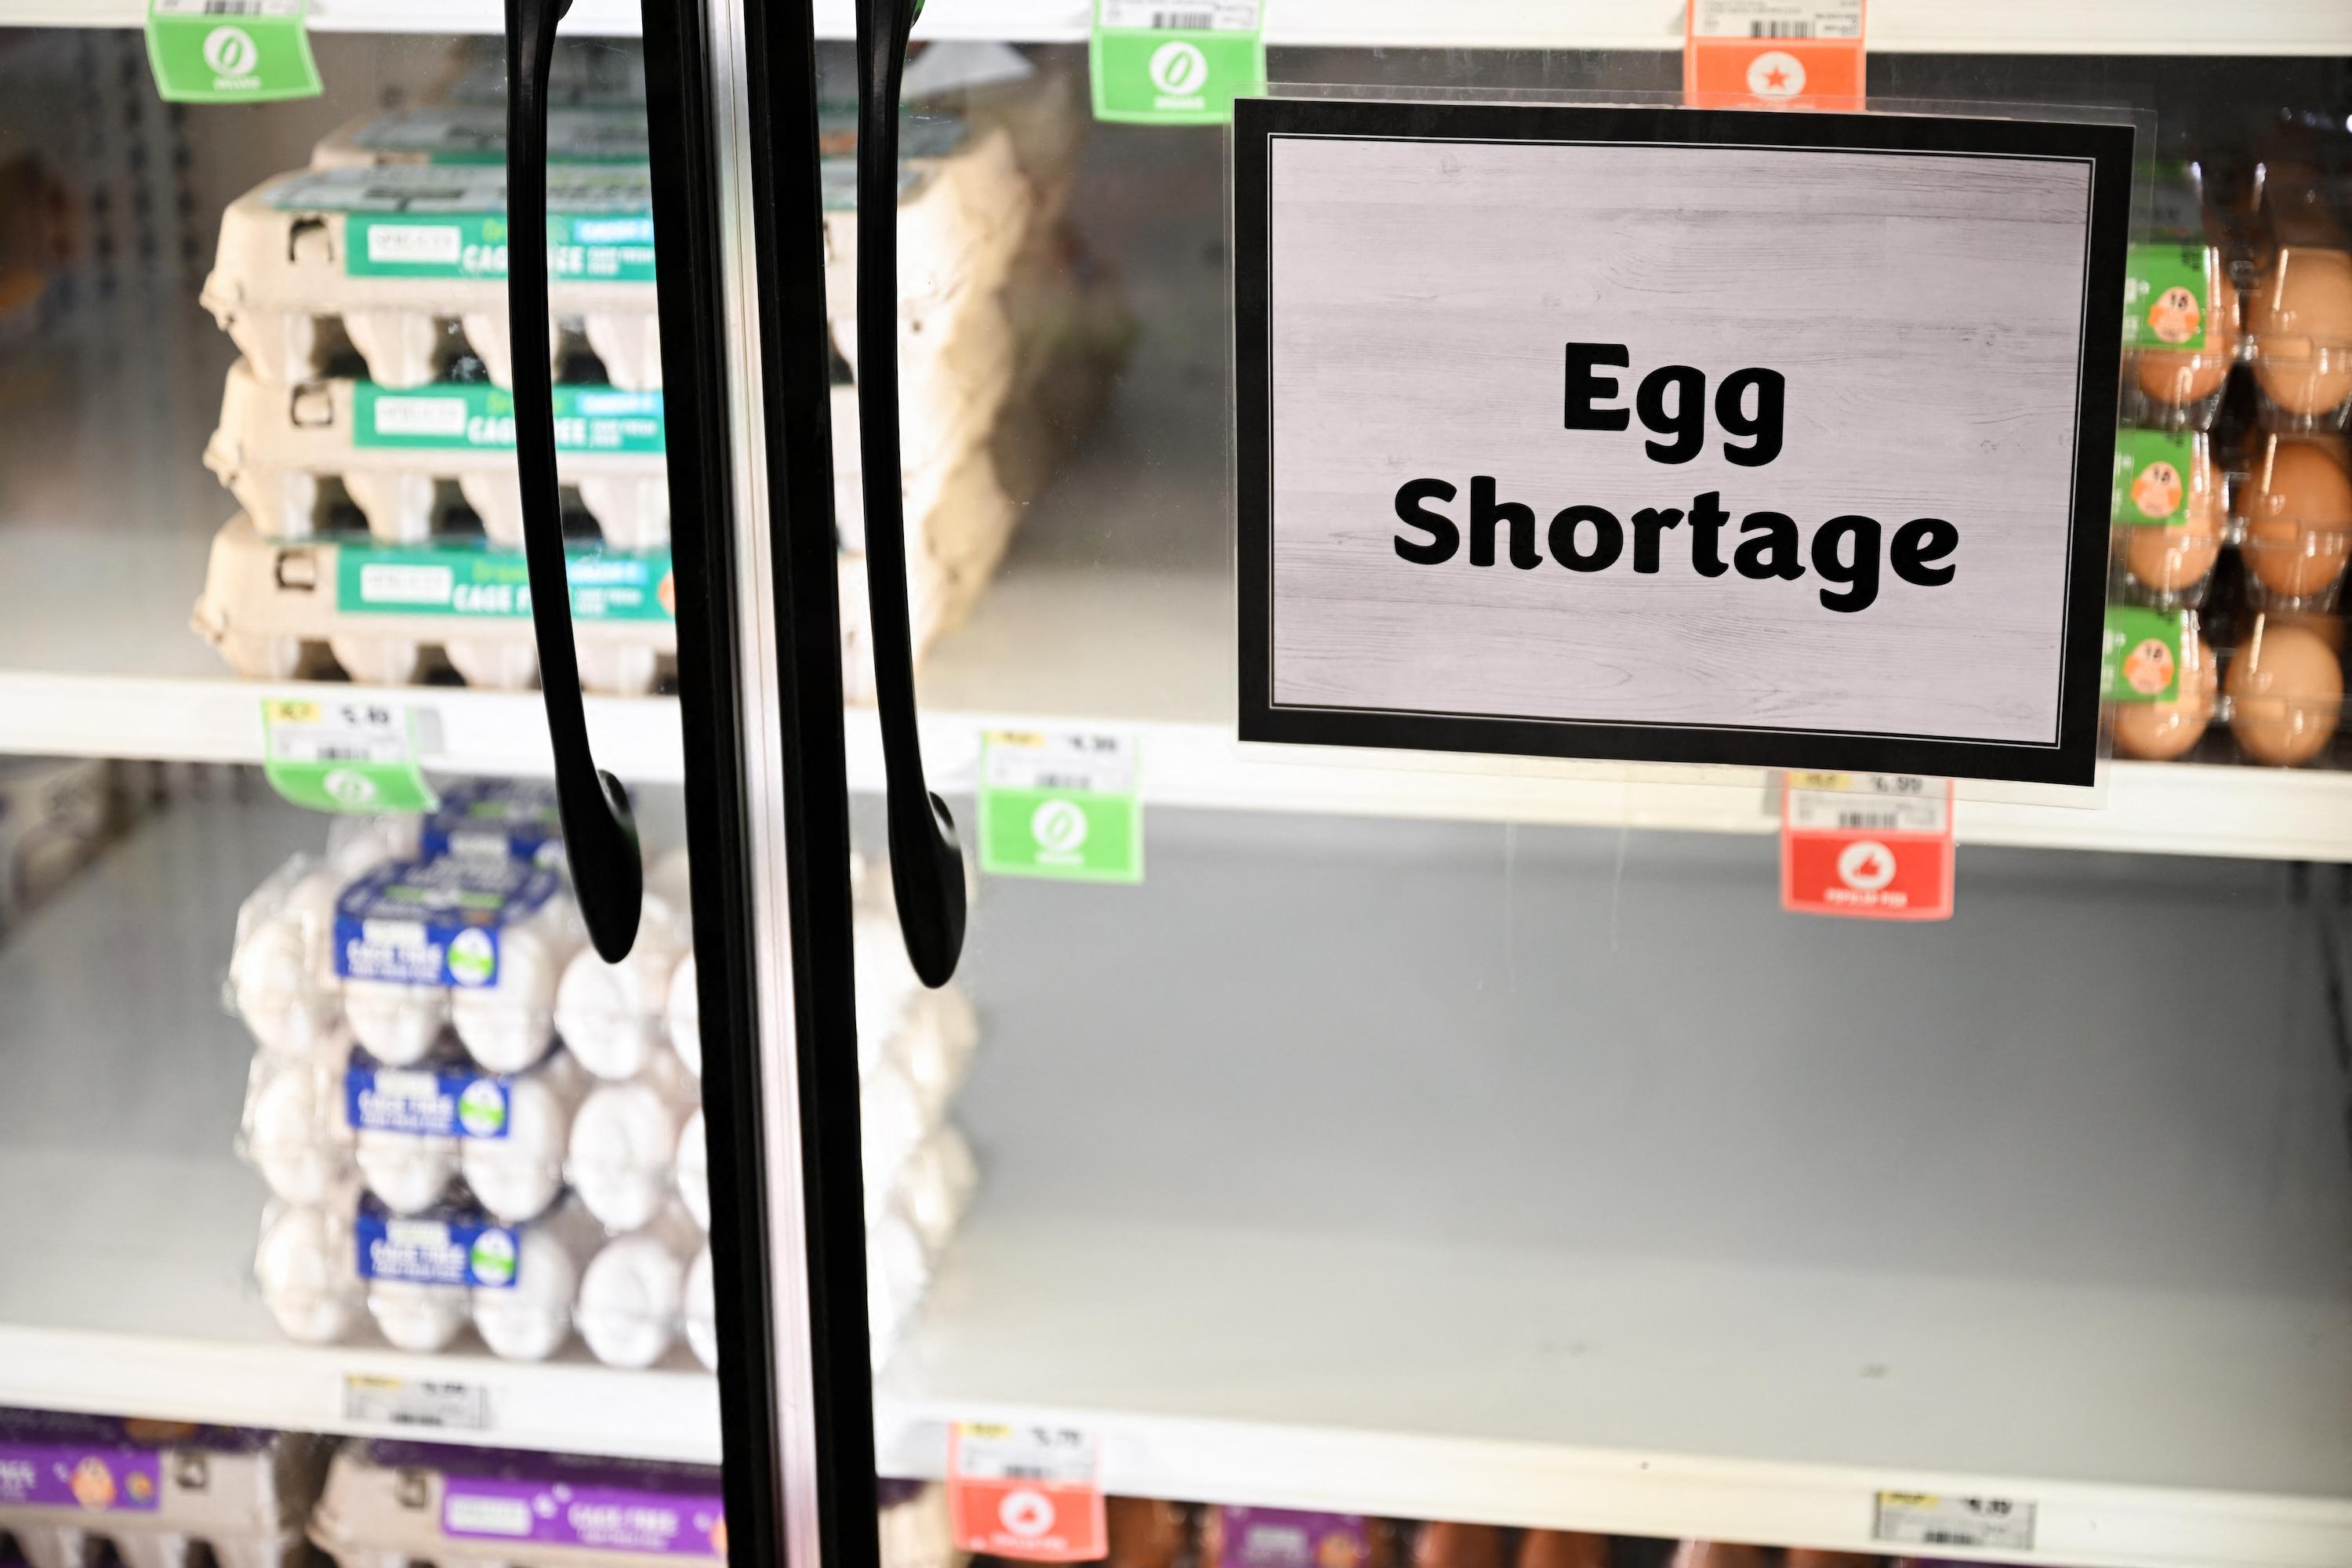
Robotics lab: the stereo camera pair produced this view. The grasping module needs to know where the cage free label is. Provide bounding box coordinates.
[147,0,320,103]
[978,731,1142,883]
[1091,0,1264,125]
[1234,100,2129,786]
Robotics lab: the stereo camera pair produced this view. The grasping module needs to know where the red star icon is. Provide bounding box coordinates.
[1763,65,1788,88]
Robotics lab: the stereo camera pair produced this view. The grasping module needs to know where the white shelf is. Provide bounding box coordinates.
[873,811,2352,1566]
[9,0,2350,53]
[0,792,720,1461]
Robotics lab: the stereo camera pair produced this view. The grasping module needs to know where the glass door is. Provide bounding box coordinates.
[730,9,2352,1568]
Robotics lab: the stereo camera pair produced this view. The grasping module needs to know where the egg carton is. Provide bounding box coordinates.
[0,1413,329,1568]
[201,165,660,392]
[2106,607,2348,766]
[241,983,974,1237]
[2105,430,2352,615]
[258,1122,974,1368]
[206,361,670,550]
[2243,242,2352,433]
[312,106,652,170]
[309,1439,725,1568]
[191,514,677,694]
[2120,240,2243,433]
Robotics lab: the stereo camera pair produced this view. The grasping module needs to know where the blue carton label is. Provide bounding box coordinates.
[420,780,564,864]
[346,1063,512,1139]
[355,1200,521,1289]
[332,857,560,989]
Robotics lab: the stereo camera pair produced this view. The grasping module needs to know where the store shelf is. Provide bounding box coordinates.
[5,0,2349,53]
[0,793,720,1461]
[874,811,2352,1567]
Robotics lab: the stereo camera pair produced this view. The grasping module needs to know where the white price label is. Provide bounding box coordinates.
[1786,772,1950,835]
[982,731,1138,796]
[343,1373,489,1431]
[1873,1492,2036,1551]
[951,1425,1100,1486]
[267,699,411,765]
[1097,1,1261,31]
[1692,0,1863,40]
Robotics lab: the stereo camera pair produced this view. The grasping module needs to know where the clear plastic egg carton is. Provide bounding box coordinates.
[307,1439,727,1568]
[2242,203,2352,432]
[191,515,677,694]
[311,106,651,171]
[206,360,670,550]
[2106,604,2348,766]
[201,165,660,394]
[2232,431,2352,612]
[2107,429,2352,615]
[2120,240,2244,433]
[0,1412,329,1568]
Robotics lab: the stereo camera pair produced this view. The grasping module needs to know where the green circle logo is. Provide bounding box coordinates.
[447,927,496,986]
[470,1228,517,1286]
[457,1079,507,1137]
[202,24,259,78]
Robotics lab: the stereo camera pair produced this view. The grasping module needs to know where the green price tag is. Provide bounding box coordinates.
[2100,605,2187,704]
[1091,0,1265,125]
[262,698,439,813]
[978,730,1143,883]
[147,0,321,104]
[2111,428,2198,527]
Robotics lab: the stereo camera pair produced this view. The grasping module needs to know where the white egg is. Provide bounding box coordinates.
[861,1062,929,1198]
[367,1279,470,1352]
[553,925,684,1081]
[354,1130,458,1215]
[854,909,919,1075]
[866,1214,930,1369]
[232,916,339,1060]
[684,1244,717,1370]
[899,1127,978,1257]
[567,1080,684,1232]
[646,848,694,920]
[248,1063,351,1206]
[576,1233,684,1368]
[461,1069,572,1225]
[676,1108,710,1230]
[342,980,446,1068]
[450,898,579,1073]
[666,953,702,1077]
[256,1206,359,1344]
[472,1224,581,1361]
[328,817,423,877]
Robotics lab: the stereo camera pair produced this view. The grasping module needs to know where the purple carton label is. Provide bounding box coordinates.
[1214,1508,1373,1568]
[0,1444,163,1512]
[442,1478,725,1556]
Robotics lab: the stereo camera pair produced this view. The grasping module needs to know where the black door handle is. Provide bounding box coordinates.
[855,0,967,988]
[506,0,644,961]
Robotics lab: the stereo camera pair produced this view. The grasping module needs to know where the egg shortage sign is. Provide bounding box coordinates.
[1233,101,2132,785]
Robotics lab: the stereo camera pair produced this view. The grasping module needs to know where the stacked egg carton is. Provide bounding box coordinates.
[2103,158,2352,767]
[303,1437,960,1568]
[0,1410,330,1568]
[191,90,676,696]
[232,781,980,1370]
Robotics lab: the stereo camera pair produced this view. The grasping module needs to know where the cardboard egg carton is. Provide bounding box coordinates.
[206,360,670,550]
[191,514,677,694]
[200,165,661,392]
[0,1412,329,1568]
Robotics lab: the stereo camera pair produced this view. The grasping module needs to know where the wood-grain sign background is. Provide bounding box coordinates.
[1235,101,2133,786]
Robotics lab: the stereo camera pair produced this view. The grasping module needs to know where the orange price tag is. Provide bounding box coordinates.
[1780,773,1954,920]
[946,1424,1107,1562]
[1685,0,1866,108]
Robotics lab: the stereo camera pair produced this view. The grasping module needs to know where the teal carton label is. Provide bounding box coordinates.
[354,383,664,455]
[336,541,674,623]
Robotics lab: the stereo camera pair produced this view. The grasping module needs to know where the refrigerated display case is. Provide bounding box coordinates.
[1,5,2350,1568]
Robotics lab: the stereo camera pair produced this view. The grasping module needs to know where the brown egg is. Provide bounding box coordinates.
[1413,1524,1503,1568]
[2227,621,2344,764]
[2136,267,2237,405]
[1783,1555,1880,1568]
[2249,248,2352,416]
[2124,447,2226,591]
[1664,1548,1768,1568]
[1515,1532,1610,1568]
[2242,439,2352,597]
[2114,633,2217,760]
[2269,609,2349,651]
[1104,1500,1188,1568]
